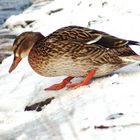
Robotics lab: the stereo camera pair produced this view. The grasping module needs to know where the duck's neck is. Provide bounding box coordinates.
[33,32,45,45]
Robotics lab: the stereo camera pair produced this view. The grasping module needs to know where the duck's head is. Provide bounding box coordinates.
[9,31,45,73]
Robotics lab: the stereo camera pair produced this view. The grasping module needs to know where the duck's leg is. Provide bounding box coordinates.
[45,76,74,90]
[67,69,96,89]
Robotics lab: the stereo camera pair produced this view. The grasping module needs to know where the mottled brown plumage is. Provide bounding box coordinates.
[9,26,140,90]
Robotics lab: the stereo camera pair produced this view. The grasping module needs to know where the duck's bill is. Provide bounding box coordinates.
[9,56,22,73]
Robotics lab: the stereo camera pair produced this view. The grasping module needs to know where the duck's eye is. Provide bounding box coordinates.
[13,38,25,53]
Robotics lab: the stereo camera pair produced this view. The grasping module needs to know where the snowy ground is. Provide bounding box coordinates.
[1,0,140,140]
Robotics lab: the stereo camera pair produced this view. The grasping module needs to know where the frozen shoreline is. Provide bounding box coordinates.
[1,0,140,139]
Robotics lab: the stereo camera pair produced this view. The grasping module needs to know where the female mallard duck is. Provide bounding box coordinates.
[9,26,140,90]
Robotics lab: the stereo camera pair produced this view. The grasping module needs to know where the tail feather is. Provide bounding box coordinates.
[128,40,140,46]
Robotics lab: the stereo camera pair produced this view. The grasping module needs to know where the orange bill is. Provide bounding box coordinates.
[9,56,22,73]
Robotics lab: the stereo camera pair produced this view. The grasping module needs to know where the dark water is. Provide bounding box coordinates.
[0,0,32,62]
[0,0,32,26]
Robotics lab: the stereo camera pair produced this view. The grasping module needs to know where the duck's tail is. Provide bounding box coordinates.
[120,55,140,63]
[128,40,140,46]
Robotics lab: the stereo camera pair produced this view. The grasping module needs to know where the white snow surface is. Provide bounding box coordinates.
[1,0,140,139]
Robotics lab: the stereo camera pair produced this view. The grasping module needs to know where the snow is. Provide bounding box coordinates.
[1,0,140,139]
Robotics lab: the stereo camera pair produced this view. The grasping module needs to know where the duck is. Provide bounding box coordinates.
[9,25,140,90]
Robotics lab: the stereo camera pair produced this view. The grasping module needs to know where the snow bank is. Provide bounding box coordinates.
[1,0,140,139]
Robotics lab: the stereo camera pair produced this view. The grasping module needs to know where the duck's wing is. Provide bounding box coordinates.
[47,26,140,48]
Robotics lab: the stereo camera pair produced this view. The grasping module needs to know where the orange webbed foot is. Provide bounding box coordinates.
[45,76,73,90]
[67,69,96,89]
[45,83,66,90]
[67,81,84,89]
